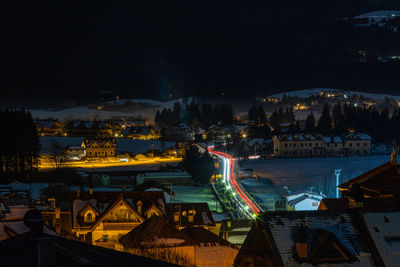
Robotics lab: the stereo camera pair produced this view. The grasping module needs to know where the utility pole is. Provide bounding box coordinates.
[335,169,342,198]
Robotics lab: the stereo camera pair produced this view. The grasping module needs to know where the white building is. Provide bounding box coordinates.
[273,133,371,158]
[286,192,325,211]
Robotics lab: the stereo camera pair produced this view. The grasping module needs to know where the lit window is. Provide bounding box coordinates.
[85,212,95,222]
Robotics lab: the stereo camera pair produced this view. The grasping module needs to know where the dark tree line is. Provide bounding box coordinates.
[269,107,295,130]
[247,105,271,138]
[182,145,216,185]
[278,102,399,143]
[317,102,395,142]
[0,109,40,183]
[155,101,234,129]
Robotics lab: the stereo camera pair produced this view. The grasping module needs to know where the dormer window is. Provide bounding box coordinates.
[85,211,95,223]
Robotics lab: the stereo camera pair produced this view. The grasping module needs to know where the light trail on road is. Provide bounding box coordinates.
[208,146,262,216]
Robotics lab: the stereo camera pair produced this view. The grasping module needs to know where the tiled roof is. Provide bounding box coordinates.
[119,215,194,248]
[255,211,370,266]
[84,137,116,147]
[166,203,215,227]
[360,211,400,266]
[182,227,237,248]
[0,230,178,266]
[72,191,166,229]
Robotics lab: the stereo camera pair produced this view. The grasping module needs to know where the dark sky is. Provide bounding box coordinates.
[1,1,400,103]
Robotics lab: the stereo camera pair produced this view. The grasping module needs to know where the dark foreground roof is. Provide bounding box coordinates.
[182,227,237,248]
[0,231,179,267]
[119,216,194,249]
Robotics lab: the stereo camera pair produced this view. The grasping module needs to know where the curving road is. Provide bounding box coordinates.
[207,146,263,218]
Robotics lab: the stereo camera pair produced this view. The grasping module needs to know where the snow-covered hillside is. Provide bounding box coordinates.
[355,10,400,30]
[269,88,400,101]
[29,98,189,122]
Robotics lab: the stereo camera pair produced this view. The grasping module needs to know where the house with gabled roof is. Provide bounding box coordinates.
[83,137,117,157]
[234,211,374,266]
[286,192,325,211]
[166,203,216,231]
[71,189,165,250]
[35,119,64,136]
[65,120,113,137]
[338,146,400,202]
[0,209,178,267]
[119,215,238,267]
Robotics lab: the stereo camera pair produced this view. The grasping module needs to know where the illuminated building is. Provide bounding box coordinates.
[83,137,117,157]
[273,133,371,158]
[71,190,165,250]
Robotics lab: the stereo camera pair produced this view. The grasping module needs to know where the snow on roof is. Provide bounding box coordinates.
[344,133,372,140]
[246,138,264,147]
[260,211,370,266]
[212,212,229,222]
[141,172,191,178]
[277,133,317,141]
[4,205,30,220]
[287,193,324,207]
[35,120,58,128]
[322,136,343,143]
[362,212,400,266]
[40,137,85,154]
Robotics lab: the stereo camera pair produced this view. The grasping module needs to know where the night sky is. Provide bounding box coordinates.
[1,1,400,103]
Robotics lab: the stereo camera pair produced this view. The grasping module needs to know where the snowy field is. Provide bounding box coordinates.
[240,155,389,198]
[40,136,175,155]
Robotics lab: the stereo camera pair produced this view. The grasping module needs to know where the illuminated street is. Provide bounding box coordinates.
[208,146,263,218]
[39,156,182,170]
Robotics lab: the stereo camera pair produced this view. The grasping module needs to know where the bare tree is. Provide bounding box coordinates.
[48,140,67,168]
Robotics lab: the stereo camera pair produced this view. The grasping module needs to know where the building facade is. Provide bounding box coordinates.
[83,137,117,157]
[273,133,371,158]
[71,190,165,250]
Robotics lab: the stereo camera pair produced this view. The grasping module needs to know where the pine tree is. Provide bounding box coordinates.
[248,105,258,121]
[317,103,332,135]
[269,110,280,129]
[154,110,160,125]
[304,113,316,134]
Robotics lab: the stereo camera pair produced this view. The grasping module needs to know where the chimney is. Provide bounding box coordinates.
[24,209,44,239]
[55,208,60,219]
[76,188,80,198]
[295,226,308,260]
[48,198,56,211]
[137,200,142,215]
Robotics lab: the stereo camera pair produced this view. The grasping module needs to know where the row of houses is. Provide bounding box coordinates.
[273,132,372,157]
[0,186,238,267]
[35,118,149,138]
[3,150,400,266]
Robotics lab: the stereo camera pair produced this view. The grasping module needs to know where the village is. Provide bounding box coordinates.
[2,87,400,266]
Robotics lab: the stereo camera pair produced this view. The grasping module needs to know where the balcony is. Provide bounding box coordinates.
[102,222,139,230]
